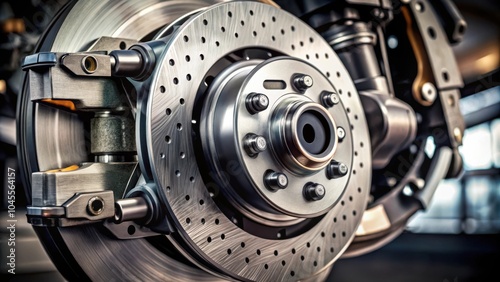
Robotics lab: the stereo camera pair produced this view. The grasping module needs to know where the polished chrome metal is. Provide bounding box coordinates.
[322,91,340,107]
[264,171,289,190]
[243,133,268,157]
[337,126,346,141]
[114,197,149,223]
[245,92,269,114]
[293,73,314,92]
[421,81,437,103]
[304,183,326,201]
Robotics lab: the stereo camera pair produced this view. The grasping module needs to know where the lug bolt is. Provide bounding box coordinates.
[264,171,288,190]
[322,91,340,107]
[326,160,348,179]
[87,196,105,216]
[244,134,267,157]
[337,127,346,141]
[293,74,313,92]
[246,93,269,114]
[304,183,326,201]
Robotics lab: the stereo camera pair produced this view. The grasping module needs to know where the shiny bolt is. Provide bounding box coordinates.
[421,82,437,103]
[304,183,326,201]
[322,91,340,107]
[246,93,269,114]
[326,160,348,179]
[244,134,267,157]
[293,74,313,92]
[87,196,104,216]
[264,171,288,190]
[337,127,346,141]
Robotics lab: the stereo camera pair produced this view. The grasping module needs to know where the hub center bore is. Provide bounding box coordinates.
[271,100,338,175]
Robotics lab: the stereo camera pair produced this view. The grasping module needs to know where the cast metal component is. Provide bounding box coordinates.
[64,191,114,220]
[292,73,313,91]
[324,20,418,169]
[61,53,112,76]
[30,162,138,207]
[243,133,268,157]
[303,183,326,201]
[27,191,115,227]
[264,170,288,190]
[23,52,126,110]
[359,92,417,169]
[245,92,269,114]
[103,220,161,240]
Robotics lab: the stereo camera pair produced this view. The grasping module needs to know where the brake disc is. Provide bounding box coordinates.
[19,1,371,281]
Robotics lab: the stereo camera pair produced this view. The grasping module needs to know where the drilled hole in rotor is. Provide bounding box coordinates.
[245,257,250,263]
[442,70,449,82]
[272,16,276,22]
[183,35,189,42]
[262,22,266,28]
[160,85,166,93]
[300,255,305,261]
[264,264,268,270]
[203,19,208,25]
[256,249,261,255]
[119,41,127,50]
[253,31,257,37]
[291,271,295,276]
[173,77,179,85]
[165,136,171,143]
[169,59,175,66]
[201,218,205,224]
[221,26,226,33]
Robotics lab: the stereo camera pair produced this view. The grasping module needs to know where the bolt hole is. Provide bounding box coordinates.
[82,56,98,73]
[127,225,136,235]
[442,71,450,82]
[428,27,436,39]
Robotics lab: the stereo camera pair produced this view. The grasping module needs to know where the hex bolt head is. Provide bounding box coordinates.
[326,160,348,179]
[293,74,313,92]
[246,93,269,114]
[264,171,288,190]
[304,183,326,201]
[337,127,346,141]
[87,196,104,216]
[244,134,267,157]
[322,91,340,107]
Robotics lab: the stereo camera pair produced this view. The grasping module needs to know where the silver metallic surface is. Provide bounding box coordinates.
[31,162,137,207]
[25,1,224,280]
[359,92,417,169]
[140,2,371,280]
[64,191,114,220]
[421,81,437,103]
[114,197,149,223]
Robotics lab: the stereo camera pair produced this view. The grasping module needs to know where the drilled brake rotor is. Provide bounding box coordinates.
[140,2,371,280]
[19,0,371,281]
